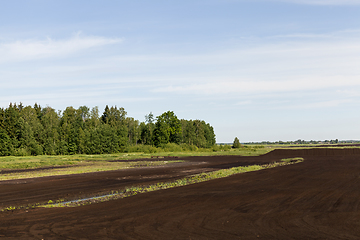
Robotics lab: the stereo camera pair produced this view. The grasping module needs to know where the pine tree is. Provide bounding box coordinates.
[0,128,12,156]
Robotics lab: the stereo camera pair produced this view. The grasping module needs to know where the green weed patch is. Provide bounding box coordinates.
[0,160,183,181]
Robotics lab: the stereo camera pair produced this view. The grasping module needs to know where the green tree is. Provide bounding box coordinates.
[33,103,42,120]
[232,137,241,148]
[15,117,43,155]
[140,112,155,145]
[126,117,140,144]
[145,112,154,124]
[153,111,182,146]
[181,119,196,145]
[0,128,12,156]
[41,107,60,155]
[103,124,122,153]
[88,106,101,129]
[203,122,216,147]
[78,106,90,123]
[20,106,44,146]
[99,105,128,152]
[193,120,207,148]
[181,119,216,148]
[101,105,127,126]
[0,107,6,134]
[4,103,20,140]
[153,120,169,146]
[59,107,80,154]
[0,103,217,155]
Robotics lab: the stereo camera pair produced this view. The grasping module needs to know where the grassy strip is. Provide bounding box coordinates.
[0,160,183,181]
[39,157,304,209]
[0,147,272,172]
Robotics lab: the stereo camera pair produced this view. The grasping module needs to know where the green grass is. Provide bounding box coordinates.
[0,160,183,181]
[281,157,304,163]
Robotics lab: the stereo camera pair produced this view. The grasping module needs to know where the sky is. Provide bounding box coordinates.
[1,0,360,143]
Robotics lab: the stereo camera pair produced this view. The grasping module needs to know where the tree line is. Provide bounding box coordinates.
[0,103,216,156]
[246,139,340,145]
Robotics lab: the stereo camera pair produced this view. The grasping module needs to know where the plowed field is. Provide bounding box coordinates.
[1,148,360,239]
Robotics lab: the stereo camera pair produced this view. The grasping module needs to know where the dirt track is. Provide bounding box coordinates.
[1,148,360,239]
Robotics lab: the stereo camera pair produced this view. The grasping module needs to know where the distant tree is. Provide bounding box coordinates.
[232,137,241,148]
[0,103,217,155]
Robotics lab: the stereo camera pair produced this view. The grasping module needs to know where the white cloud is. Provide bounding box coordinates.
[152,76,360,95]
[297,99,354,108]
[0,33,122,63]
[337,90,360,97]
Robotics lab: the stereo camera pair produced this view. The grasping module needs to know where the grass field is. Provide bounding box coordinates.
[0,160,184,181]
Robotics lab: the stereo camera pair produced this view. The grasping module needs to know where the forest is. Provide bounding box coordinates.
[0,103,216,156]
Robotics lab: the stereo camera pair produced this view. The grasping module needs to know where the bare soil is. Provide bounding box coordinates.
[1,148,360,239]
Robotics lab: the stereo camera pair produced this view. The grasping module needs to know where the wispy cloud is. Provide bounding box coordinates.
[0,33,122,63]
[152,77,360,95]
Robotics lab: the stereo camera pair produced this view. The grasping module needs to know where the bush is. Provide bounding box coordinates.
[160,143,183,152]
[124,144,159,154]
[14,147,30,156]
[123,143,224,154]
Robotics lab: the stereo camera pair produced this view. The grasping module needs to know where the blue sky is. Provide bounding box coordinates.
[1,0,360,143]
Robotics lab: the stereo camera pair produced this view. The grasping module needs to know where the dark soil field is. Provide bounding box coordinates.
[1,148,360,239]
